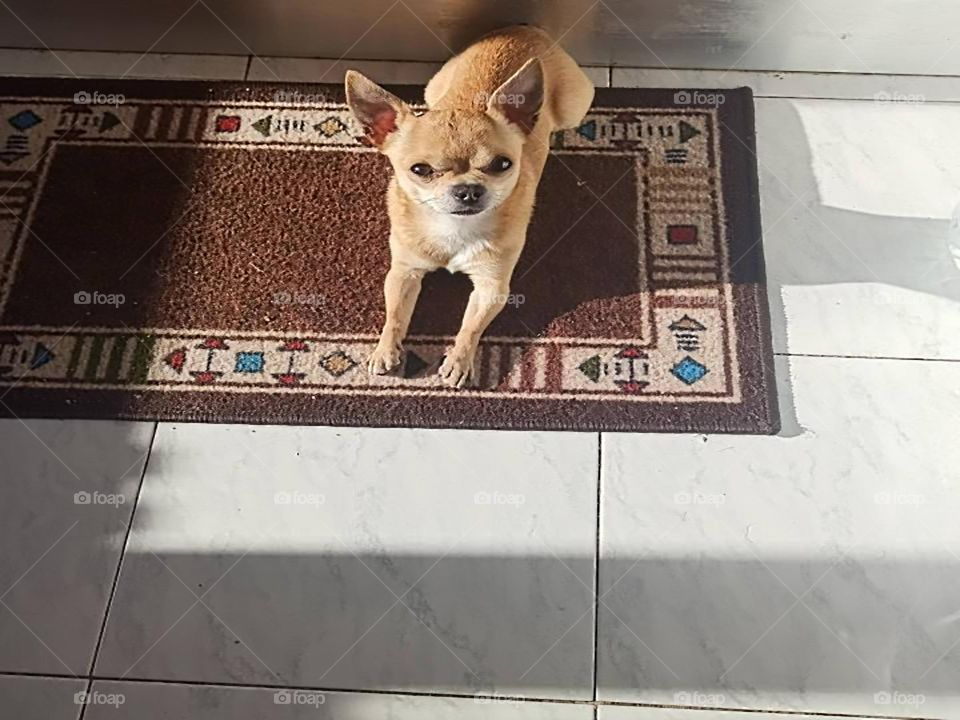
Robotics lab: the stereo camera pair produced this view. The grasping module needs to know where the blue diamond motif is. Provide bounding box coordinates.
[8,109,42,131]
[234,351,264,373]
[671,356,707,385]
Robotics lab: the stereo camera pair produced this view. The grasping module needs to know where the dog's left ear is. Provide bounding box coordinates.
[345,70,410,148]
[486,58,544,134]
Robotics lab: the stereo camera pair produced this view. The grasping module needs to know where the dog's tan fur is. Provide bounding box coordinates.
[345,26,594,387]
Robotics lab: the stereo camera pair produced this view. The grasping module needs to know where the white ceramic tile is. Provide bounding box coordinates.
[613,66,960,102]
[85,680,592,719]
[0,675,85,720]
[249,57,609,87]
[598,355,960,718]
[755,97,960,359]
[96,426,598,699]
[582,66,610,87]
[0,419,154,674]
[0,48,248,79]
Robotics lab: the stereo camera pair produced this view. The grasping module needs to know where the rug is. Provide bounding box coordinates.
[0,78,777,433]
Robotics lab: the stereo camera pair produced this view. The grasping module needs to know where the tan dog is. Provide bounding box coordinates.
[345,25,594,387]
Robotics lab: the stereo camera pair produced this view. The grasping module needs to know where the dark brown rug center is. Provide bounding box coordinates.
[0,79,777,433]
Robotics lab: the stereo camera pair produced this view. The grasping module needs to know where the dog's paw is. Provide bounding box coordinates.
[367,342,403,375]
[438,346,476,388]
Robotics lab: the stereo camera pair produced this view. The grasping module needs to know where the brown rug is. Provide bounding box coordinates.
[0,78,777,433]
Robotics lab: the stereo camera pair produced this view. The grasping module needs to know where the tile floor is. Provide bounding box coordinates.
[1,48,959,720]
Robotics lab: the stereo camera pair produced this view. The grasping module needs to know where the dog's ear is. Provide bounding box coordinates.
[345,70,410,148]
[486,58,544,134]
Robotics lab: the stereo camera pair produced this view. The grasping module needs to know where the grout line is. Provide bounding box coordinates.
[0,671,945,720]
[83,422,160,680]
[591,432,603,701]
[774,352,960,363]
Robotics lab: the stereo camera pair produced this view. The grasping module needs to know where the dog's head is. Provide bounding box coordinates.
[345,59,543,217]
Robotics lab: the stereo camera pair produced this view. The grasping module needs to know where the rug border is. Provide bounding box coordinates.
[0,77,780,434]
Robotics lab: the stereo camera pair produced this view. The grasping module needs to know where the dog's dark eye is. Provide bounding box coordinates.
[410,163,433,177]
[486,156,513,174]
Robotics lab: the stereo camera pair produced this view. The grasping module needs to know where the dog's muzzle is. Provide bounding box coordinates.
[449,183,487,215]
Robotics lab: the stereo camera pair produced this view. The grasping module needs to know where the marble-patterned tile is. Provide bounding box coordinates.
[756,97,960,359]
[0,419,155,674]
[86,680,592,719]
[613,66,960,102]
[0,675,85,720]
[0,48,248,79]
[96,426,598,699]
[598,355,960,718]
[249,57,609,87]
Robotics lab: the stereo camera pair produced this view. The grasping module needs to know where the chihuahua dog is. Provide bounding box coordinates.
[345,25,594,387]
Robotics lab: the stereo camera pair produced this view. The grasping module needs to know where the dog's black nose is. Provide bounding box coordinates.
[451,183,486,205]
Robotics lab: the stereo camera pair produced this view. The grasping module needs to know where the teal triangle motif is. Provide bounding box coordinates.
[578,355,602,382]
[252,115,272,137]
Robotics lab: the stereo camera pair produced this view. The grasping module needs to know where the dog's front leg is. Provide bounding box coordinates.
[439,274,510,388]
[368,263,425,375]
